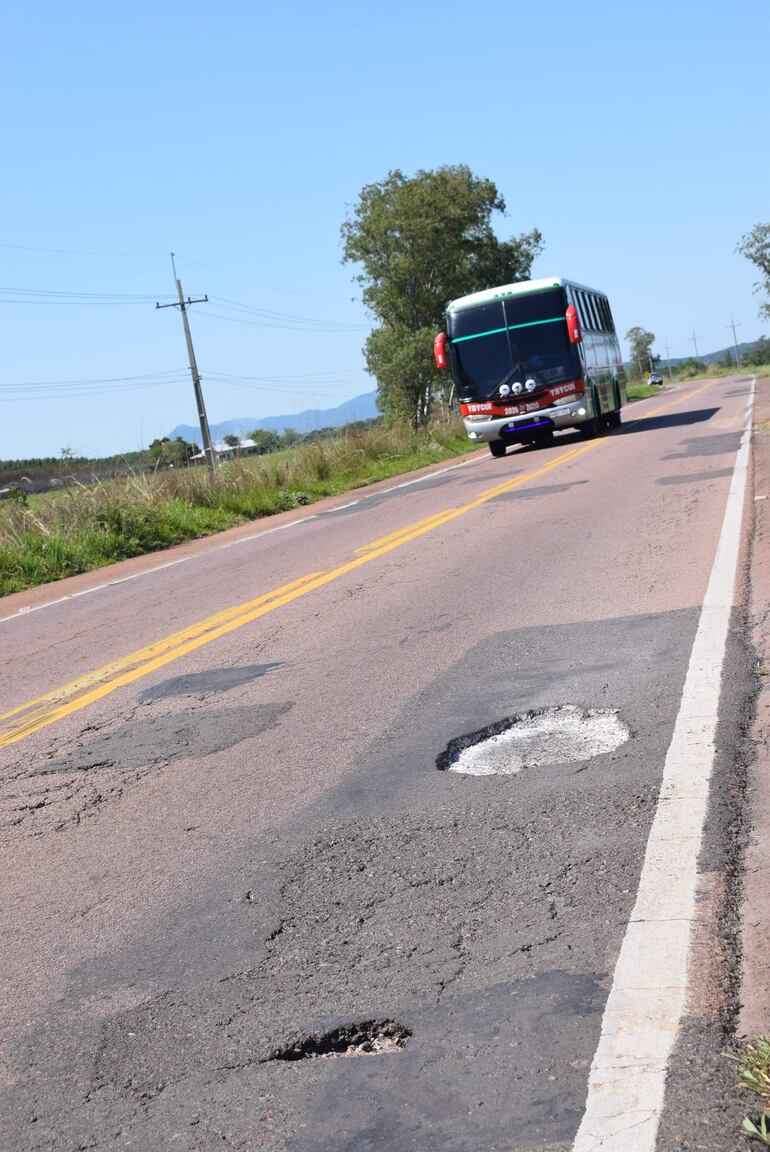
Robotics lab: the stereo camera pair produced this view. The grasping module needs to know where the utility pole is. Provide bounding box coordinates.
[692,330,700,363]
[156,253,216,472]
[665,340,673,382]
[730,314,742,368]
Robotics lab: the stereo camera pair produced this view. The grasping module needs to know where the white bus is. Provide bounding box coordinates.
[434,277,627,457]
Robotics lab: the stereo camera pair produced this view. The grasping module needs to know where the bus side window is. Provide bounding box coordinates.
[597,297,609,331]
[605,301,617,333]
[577,291,591,331]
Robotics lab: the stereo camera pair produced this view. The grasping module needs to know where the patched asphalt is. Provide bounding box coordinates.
[3,609,704,1150]
[0,379,760,1151]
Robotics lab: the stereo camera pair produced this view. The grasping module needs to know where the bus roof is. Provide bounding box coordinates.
[446,276,605,314]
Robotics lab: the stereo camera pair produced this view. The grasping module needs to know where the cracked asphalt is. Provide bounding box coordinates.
[0,378,759,1150]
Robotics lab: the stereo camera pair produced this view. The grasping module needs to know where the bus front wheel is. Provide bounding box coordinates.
[489,440,507,458]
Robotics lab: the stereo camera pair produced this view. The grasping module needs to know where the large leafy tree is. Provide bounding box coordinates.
[738,224,770,318]
[625,327,657,376]
[246,429,281,454]
[341,165,543,426]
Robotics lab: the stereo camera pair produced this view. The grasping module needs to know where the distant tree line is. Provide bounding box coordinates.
[0,419,384,489]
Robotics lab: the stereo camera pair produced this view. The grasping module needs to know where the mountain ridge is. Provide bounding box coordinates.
[167,391,379,442]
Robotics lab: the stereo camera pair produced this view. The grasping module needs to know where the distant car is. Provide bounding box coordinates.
[648,372,664,386]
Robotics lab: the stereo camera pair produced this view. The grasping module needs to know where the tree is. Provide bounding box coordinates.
[246,429,281,454]
[737,224,770,319]
[222,433,240,447]
[281,427,301,447]
[341,164,543,427]
[148,436,197,465]
[744,335,770,366]
[625,327,657,377]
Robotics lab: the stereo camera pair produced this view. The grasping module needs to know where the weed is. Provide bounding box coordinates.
[728,1036,770,1145]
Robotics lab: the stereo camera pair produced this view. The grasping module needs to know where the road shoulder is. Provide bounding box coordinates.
[741,376,770,1036]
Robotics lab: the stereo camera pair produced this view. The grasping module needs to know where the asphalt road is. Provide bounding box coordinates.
[0,378,757,1151]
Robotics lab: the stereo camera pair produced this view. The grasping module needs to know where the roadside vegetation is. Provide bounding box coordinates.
[0,417,471,596]
[729,1036,770,1145]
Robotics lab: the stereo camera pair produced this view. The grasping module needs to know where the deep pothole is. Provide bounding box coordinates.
[437,705,630,776]
[266,1020,411,1062]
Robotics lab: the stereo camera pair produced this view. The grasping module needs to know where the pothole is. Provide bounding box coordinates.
[266,1020,411,1062]
[437,705,630,776]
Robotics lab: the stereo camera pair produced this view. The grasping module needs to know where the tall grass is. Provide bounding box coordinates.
[0,417,471,596]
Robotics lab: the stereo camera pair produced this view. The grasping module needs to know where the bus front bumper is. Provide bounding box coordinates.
[463,398,589,443]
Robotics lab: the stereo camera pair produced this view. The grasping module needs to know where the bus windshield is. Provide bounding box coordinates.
[448,288,581,400]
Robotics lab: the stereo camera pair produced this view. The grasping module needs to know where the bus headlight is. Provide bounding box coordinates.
[525,379,536,392]
[512,382,523,394]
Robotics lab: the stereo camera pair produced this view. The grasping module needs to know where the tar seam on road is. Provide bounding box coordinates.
[572,378,756,1152]
[0,379,717,750]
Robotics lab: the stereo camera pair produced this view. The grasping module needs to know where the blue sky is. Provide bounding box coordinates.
[1,0,767,458]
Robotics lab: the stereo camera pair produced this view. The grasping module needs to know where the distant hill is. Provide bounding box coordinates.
[168,391,379,443]
[663,341,755,367]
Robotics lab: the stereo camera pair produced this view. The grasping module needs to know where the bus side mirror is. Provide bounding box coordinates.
[434,331,448,369]
[566,305,582,344]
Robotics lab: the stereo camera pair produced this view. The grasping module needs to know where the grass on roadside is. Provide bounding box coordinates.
[626,382,666,401]
[728,1036,770,1145]
[0,417,473,597]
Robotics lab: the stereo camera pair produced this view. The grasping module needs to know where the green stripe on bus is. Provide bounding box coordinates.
[452,316,564,344]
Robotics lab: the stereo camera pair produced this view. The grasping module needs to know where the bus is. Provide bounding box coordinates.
[434,277,626,457]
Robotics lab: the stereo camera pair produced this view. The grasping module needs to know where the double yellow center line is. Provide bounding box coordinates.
[0,380,714,750]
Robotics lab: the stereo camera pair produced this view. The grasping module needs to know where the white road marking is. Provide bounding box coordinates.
[0,455,485,626]
[572,378,755,1151]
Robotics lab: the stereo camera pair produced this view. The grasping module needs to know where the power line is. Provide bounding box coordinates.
[208,294,369,329]
[0,241,163,258]
[0,381,174,402]
[0,370,187,389]
[173,253,351,302]
[195,305,366,334]
[206,368,364,382]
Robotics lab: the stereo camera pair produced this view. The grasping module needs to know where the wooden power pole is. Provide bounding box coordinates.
[156,253,216,472]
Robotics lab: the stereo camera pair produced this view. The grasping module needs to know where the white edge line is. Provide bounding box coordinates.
[0,455,485,626]
[572,377,756,1151]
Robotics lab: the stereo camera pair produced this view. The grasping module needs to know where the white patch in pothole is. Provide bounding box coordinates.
[448,706,629,776]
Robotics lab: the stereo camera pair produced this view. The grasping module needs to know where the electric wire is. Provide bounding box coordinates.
[173,253,351,302]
